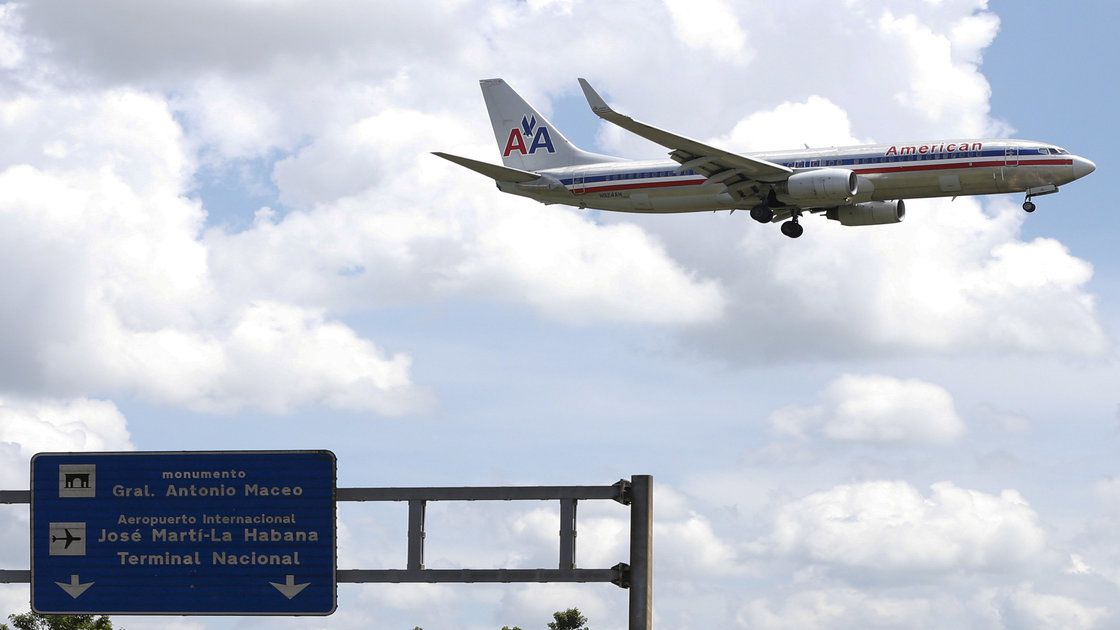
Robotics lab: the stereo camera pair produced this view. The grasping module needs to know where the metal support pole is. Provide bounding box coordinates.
[0,570,30,583]
[559,498,577,570]
[407,500,426,571]
[0,491,29,504]
[337,568,620,583]
[628,475,652,630]
[337,485,625,502]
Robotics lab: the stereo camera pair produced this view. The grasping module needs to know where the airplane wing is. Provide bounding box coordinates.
[577,79,793,196]
[432,151,542,183]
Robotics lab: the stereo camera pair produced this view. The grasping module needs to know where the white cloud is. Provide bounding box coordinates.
[770,374,965,444]
[579,491,741,579]
[976,403,1031,433]
[271,107,435,210]
[0,5,27,71]
[663,0,752,64]
[0,89,427,415]
[739,585,1109,630]
[761,480,1045,573]
[950,10,1001,63]
[877,10,996,135]
[738,588,938,630]
[183,301,428,414]
[0,88,191,190]
[673,197,1104,361]
[213,110,728,327]
[1093,477,1120,509]
[0,586,31,625]
[463,201,726,325]
[174,76,285,161]
[497,584,614,630]
[715,95,863,152]
[526,0,578,14]
[359,583,461,613]
[0,396,132,465]
[0,396,132,568]
[988,585,1107,630]
[14,2,469,85]
[656,513,740,575]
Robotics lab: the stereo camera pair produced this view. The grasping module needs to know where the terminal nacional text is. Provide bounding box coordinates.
[105,526,318,567]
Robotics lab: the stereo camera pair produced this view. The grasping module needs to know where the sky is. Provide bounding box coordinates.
[0,1,1118,628]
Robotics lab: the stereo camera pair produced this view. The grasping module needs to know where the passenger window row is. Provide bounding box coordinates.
[602,169,694,181]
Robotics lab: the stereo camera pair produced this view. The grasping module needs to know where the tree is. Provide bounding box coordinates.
[1,612,116,630]
[499,626,522,630]
[547,608,588,630]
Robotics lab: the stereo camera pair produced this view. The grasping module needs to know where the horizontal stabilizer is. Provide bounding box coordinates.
[432,151,541,182]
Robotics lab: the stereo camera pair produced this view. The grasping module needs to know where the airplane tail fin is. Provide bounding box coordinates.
[480,78,621,171]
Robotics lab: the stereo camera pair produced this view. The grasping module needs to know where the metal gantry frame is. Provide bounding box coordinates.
[2,476,653,630]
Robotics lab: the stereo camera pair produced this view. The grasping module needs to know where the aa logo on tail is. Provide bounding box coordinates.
[503,115,555,156]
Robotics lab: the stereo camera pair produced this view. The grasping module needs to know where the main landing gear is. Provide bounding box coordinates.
[1022,200,1036,213]
[780,215,804,239]
[750,204,774,224]
[746,195,802,238]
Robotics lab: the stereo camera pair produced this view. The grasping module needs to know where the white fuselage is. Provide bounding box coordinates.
[500,139,1094,213]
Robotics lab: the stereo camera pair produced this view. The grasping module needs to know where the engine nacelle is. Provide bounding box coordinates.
[785,168,858,203]
[825,200,906,226]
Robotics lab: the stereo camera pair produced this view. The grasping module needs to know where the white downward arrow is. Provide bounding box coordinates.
[270,574,309,599]
[55,574,94,599]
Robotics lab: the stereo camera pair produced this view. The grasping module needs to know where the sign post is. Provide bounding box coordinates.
[7,456,650,627]
[30,451,336,615]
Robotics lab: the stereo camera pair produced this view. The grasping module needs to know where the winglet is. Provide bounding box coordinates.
[578,78,612,116]
[574,78,793,182]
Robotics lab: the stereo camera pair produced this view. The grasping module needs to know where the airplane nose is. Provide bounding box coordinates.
[1072,156,1096,179]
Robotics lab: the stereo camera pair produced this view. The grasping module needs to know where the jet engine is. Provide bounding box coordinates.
[784,168,858,204]
[825,200,906,226]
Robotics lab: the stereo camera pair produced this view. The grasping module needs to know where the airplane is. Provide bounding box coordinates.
[51,529,82,549]
[435,78,1096,238]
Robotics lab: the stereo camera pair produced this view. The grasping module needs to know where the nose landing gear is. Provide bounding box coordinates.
[1022,185,1058,213]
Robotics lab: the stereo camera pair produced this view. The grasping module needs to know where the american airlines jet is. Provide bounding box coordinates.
[435,79,1095,238]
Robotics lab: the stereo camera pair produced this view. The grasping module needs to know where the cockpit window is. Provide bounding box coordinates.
[1038,148,1050,154]
[1051,147,1069,155]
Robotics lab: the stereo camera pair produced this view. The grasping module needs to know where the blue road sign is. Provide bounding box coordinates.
[31,451,336,615]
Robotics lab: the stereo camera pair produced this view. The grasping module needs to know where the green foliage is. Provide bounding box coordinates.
[1,612,116,630]
[547,608,588,630]
[499,626,522,630]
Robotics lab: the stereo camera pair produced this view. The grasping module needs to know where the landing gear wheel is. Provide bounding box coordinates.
[780,220,804,239]
[1022,200,1036,213]
[750,205,775,224]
